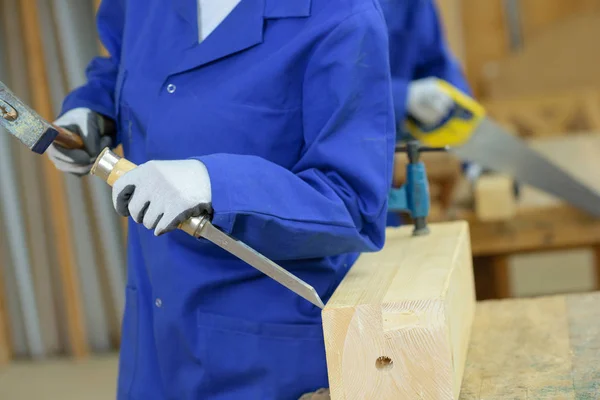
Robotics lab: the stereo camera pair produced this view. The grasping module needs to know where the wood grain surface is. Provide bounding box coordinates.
[324,222,475,399]
[461,292,600,399]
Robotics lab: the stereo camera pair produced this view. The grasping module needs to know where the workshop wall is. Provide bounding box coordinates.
[0,0,126,362]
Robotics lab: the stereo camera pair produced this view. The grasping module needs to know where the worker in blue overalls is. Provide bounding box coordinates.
[379,0,475,227]
[47,0,394,399]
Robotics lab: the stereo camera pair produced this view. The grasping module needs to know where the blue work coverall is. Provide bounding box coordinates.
[62,0,394,398]
[379,0,471,227]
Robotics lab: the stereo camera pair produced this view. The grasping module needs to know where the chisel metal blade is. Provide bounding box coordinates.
[198,221,326,309]
[453,118,600,218]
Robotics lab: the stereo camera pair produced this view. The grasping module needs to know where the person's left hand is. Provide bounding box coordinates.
[407,77,454,126]
[112,159,212,236]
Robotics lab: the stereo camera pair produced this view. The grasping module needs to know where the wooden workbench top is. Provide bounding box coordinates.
[1,293,600,398]
[461,291,600,399]
[461,133,600,256]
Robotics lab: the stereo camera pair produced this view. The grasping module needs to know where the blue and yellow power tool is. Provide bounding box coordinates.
[389,78,600,226]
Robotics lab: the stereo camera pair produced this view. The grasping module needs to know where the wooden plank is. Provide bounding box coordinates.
[520,0,600,44]
[323,222,475,399]
[520,0,581,44]
[461,0,510,97]
[19,0,89,358]
[461,292,600,398]
[467,205,600,256]
[484,90,600,138]
[484,14,600,99]
[474,174,516,222]
[435,0,466,65]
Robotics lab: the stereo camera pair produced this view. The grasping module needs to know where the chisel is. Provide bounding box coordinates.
[91,149,326,309]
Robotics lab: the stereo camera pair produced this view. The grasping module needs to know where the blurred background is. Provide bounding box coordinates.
[0,0,125,392]
[0,0,600,397]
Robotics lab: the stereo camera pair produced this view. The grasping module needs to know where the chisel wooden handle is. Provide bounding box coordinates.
[52,117,115,149]
[52,125,85,149]
[91,148,208,237]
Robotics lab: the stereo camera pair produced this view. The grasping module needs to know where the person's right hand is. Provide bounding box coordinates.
[47,107,114,176]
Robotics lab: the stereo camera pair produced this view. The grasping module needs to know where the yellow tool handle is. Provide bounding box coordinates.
[406,79,487,148]
[91,148,207,238]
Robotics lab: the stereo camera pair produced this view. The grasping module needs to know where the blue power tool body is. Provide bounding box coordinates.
[388,140,447,236]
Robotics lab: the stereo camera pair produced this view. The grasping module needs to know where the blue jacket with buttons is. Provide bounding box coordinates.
[379,0,471,227]
[62,0,395,398]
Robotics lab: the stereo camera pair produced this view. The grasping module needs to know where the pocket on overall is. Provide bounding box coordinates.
[118,286,139,396]
[195,311,329,399]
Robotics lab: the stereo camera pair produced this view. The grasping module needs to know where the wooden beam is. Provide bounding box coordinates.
[19,0,89,358]
[461,0,510,97]
[484,89,600,138]
[435,0,466,65]
[520,0,600,44]
[323,222,475,399]
[466,205,600,256]
[474,174,516,222]
[484,14,600,99]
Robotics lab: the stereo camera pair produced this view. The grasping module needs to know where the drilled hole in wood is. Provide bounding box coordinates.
[375,356,393,371]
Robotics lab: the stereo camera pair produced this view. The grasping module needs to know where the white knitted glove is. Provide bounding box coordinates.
[407,77,454,126]
[112,159,212,236]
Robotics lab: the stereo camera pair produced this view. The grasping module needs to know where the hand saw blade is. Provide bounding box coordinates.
[452,118,600,217]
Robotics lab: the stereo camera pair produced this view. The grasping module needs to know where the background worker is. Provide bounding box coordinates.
[47,0,395,399]
[379,0,475,227]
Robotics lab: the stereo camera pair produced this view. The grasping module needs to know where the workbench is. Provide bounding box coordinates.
[451,134,600,300]
[460,291,600,399]
[466,205,600,299]
[0,293,599,398]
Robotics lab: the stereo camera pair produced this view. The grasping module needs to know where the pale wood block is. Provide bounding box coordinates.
[323,222,475,400]
[474,174,516,222]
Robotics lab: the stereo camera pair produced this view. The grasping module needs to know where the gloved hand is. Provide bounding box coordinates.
[47,107,114,176]
[112,159,212,236]
[407,77,453,126]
